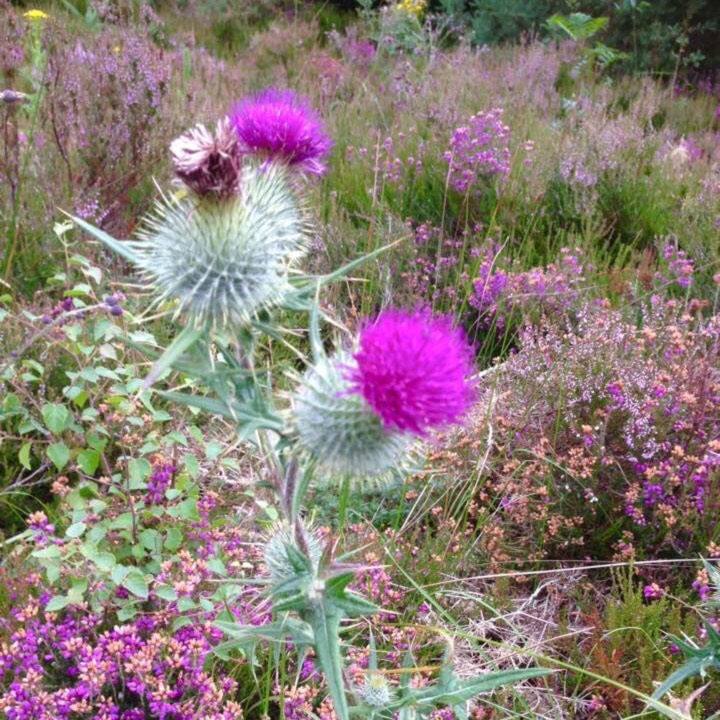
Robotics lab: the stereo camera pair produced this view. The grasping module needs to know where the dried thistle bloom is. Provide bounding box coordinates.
[231,89,332,176]
[349,310,476,436]
[170,118,241,198]
[292,353,412,477]
[134,162,307,329]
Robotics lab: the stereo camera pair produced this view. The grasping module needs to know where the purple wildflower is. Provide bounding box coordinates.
[350,310,476,436]
[230,89,332,175]
[147,460,175,505]
[643,583,664,601]
[443,108,511,194]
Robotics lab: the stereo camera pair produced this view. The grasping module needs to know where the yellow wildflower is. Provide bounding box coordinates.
[23,9,49,21]
[396,0,426,17]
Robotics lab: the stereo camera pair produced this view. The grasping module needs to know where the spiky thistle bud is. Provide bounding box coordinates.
[170,118,241,199]
[292,353,412,477]
[358,674,394,708]
[133,162,307,329]
[264,523,324,584]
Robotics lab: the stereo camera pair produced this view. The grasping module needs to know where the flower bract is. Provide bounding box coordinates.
[293,353,412,477]
[133,163,307,329]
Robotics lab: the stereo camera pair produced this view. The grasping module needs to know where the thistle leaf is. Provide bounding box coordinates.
[651,654,715,701]
[304,607,351,720]
[143,325,205,389]
[66,213,141,264]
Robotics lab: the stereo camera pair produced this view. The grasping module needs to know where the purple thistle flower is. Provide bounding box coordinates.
[350,310,476,436]
[230,89,332,175]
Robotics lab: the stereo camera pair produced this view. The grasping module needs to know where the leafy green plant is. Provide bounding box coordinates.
[546,12,628,76]
[652,560,720,706]
[68,96,551,718]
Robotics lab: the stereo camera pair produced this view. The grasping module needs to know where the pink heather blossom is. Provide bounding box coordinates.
[350,310,476,436]
[230,89,332,175]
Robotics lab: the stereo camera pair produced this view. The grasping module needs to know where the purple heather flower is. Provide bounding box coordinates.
[643,583,664,601]
[350,310,476,436]
[230,89,332,175]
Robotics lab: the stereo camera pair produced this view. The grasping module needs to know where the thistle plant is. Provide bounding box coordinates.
[71,87,549,718]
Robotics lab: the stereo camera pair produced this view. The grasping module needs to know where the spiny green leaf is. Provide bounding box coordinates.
[143,325,206,389]
[66,213,141,264]
[412,668,554,707]
[651,654,714,701]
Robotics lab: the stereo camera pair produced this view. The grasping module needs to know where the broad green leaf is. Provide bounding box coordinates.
[77,449,100,475]
[177,597,197,612]
[164,527,183,551]
[45,595,71,612]
[167,498,199,521]
[183,453,200,478]
[47,442,70,470]
[205,441,223,461]
[66,521,87,539]
[90,551,116,572]
[207,557,227,576]
[32,545,62,559]
[117,604,138,621]
[42,403,69,434]
[18,441,32,470]
[139,529,161,552]
[128,457,151,489]
[111,565,130,586]
[123,570,149,599]
[155,584,178,602]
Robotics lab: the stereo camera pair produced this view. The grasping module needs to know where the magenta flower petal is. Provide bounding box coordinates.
[350,310,476,435]
[230,89,332,175]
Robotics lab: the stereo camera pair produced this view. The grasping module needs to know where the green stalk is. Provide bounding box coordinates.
[1,61,47,281]
[337,475,351,532]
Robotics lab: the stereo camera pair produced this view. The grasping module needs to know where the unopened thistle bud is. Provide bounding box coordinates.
[292,353,412,477]
[358,674,394,707]
[264,523,323,584]
[134,162,307,329]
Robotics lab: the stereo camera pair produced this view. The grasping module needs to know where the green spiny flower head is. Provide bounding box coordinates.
[264,522,324,584]
[134,162,308,329]
[292,352,412,477]
[358,673,394,708]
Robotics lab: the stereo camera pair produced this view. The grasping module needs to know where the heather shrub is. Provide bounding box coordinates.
[437,274,720,564]
[4,5,720,717]
[46,25,172,224]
